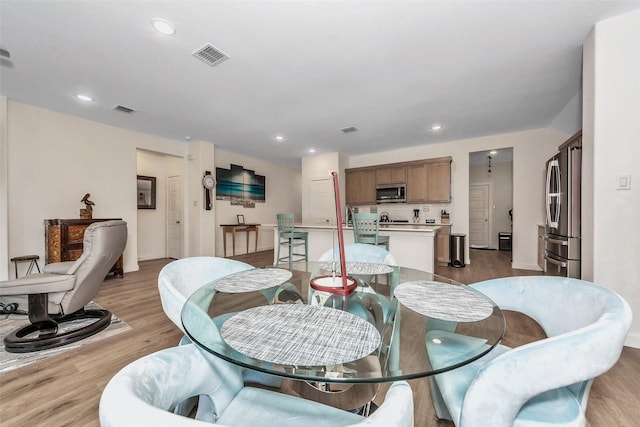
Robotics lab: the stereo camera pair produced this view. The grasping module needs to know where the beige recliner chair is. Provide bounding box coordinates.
[0,220,127,353]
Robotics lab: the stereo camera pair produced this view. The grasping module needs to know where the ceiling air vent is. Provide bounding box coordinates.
[340,126,359,134]
[192,44,229,68]
[114,105,135,114]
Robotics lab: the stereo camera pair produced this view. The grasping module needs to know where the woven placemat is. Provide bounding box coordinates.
[214,268,292,293]
[394,280,493,322]
[221,304,381,366]
[319,262,394,275]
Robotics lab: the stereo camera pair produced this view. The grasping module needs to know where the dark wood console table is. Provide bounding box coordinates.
[45,218,124,277]
[220,224,260,257]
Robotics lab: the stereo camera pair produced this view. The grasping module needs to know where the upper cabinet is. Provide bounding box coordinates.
[376,166,407,185]
[346,168,376,205]
[347,157,451,204]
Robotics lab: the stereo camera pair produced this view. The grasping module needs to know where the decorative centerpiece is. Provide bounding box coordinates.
[309,171,357,295]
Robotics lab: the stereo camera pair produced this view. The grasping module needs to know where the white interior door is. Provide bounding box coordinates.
[167,175,183,259]
[310,177,334,225]
[469,184,490,248]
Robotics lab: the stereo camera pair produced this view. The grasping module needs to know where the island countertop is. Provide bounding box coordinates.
[269,223,445,272]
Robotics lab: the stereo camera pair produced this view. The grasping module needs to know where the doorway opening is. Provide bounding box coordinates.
[468,148,513,262]
[136,149,184,261]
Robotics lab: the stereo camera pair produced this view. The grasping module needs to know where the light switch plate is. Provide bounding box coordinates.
[616,174,631,190]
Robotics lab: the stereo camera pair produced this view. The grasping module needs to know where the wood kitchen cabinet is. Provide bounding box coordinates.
[436,226,451,266]
[375,166,406,185]
[345,168,376,205]
[45,218,124,277]
[406,158,452,203]
[538,225,546,271]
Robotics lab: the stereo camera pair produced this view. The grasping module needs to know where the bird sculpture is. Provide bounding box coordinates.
[80,193,95,219]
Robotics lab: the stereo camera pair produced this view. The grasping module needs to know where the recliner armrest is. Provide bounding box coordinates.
[43,261,75,274]
[0,273,76,296]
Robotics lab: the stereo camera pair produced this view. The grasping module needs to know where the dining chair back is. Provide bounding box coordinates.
[276,213,309,264]
[352,213,389,250]
[158,256,281,389]
[427,276,632,427]
[99,343,415,427]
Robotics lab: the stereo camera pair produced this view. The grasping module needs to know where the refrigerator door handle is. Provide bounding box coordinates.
[546,159,561,228]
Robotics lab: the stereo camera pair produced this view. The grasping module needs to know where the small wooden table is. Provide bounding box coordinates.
[220,224,260,257]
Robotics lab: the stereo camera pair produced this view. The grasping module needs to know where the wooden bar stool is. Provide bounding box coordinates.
[10,255,41,278]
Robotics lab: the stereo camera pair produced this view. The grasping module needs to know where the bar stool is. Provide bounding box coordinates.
[352,213,390,250]
[10,255,41,278]
[276,213,308,265]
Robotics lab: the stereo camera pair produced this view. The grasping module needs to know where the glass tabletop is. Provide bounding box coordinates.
[182,261,505,384]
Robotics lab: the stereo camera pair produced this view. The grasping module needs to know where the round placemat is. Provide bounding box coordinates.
[221,304,381,366]
[214,268,292,293]
[319,262,394,275]
[394,280,493,322]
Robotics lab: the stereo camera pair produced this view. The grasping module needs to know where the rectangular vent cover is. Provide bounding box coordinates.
[114,105,135,113]
[340,126,359,134]
[193,44,229,67]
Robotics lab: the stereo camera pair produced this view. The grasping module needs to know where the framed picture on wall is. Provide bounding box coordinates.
[237,214,245,224]
[137,175,156,209]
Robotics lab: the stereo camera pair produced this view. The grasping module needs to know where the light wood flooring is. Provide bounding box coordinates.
[0,249,638,426]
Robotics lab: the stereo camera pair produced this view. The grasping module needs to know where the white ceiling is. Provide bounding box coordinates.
[2,1,639,170]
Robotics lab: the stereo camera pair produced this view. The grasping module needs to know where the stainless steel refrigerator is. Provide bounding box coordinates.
[545,144,581,278]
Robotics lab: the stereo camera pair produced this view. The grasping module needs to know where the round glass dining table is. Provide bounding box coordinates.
[181,261,505,385]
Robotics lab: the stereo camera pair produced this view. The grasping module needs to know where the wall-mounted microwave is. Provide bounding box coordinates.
[376,184,407,204]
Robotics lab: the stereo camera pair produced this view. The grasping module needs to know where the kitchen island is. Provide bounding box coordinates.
[270,223,442,273]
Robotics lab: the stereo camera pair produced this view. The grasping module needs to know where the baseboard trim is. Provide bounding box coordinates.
[511,262,543,271]
[624,333,640,349]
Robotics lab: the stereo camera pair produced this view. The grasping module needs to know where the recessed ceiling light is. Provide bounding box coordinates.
[431,124,442,131]
[184,136,192,141]
[308,148,316,153]
[152,19,175,35]
[75,94,93,102]
[489,150,497,155]
[275,135,284,141]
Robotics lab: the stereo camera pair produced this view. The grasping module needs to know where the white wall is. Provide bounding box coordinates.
[584,10,640,348]
[348,128,565,268]
[301,152,346,224]
[0,96,8,280]
[549,92,582,135]
[136,150,183,261]
[214,148,301,257]
[4,101,191,274]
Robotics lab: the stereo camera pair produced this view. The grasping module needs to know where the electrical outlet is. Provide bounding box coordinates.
[423,205,430,212]
[370,206,378,213]
[193,201,197,207]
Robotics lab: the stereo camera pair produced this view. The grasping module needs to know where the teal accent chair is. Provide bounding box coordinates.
[276,213,308,265]
[158,257,282,388]
[352,213,389,251]
[427,276,632,427]
[99,343,415,427]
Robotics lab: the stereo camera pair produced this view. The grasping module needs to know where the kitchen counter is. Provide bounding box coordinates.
[269,223,443,272]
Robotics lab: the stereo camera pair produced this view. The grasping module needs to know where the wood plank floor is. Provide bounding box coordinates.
[0,249,637,426]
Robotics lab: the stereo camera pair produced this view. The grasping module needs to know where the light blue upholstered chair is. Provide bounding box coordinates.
[158,256,281,388]
[99,343,415,427]
[427,276,632,427]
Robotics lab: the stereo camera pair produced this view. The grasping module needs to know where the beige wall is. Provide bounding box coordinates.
[348,128,565,268]
[3,101,192,275]
[214,148,302,257]
[584,10,640,347]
